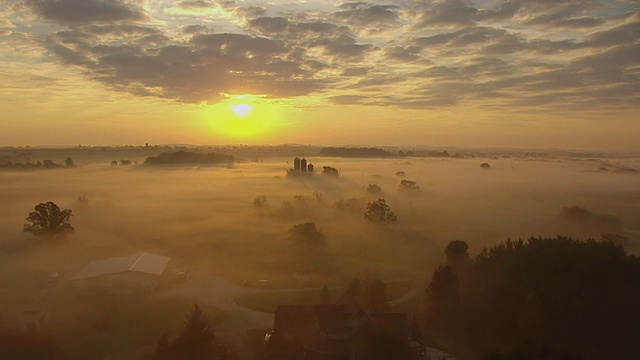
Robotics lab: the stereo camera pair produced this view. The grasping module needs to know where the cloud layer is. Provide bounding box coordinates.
[3,0,639,110]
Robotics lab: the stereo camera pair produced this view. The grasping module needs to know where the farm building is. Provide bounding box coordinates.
[70,253,171,292]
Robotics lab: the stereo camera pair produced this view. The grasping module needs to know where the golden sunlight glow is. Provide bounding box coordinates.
[199,94,283,141]
[231,103,254,118]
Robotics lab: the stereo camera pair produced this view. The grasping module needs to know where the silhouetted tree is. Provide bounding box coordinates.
[173,305,215,360]
[423,237,640,359]
[600,232,628,247]
[288,222,325,248]
[427,265,459,308]
[398,179,420,193]
[276,200,294,219]
[322,166,339,176]
[23,202,74,237]
[152,306,215,360]
[64,157,74,167]
[253,195,268,211]
[367,184,383,195]
[557,205,621,234]
[364,199,397,224]
[73,192,91,208]
[144,151,234,165]
[445,240,469,268]
[42,160,57,168]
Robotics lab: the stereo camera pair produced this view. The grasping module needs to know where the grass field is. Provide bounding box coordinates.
[47,293,227,360]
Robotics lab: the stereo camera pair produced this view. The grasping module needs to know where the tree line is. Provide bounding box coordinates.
[422,237,640,360]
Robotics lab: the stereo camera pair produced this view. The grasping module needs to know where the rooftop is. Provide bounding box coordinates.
[70,253,170,280]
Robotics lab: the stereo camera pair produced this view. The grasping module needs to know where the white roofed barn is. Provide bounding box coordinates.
[70,253,171,292]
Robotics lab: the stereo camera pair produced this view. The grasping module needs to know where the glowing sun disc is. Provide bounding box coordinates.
[231,103,254,117]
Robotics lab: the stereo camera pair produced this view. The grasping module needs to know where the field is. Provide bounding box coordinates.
[1,147,639,358]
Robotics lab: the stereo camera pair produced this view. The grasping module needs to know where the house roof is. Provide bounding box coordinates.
[370,313,410,338]
[70,253,170,280]
[274,304,349,341]
[273,302,413,355]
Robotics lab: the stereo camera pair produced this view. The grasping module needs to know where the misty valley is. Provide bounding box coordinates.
[1,146,639,360]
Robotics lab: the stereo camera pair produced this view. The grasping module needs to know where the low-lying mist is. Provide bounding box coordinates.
[1,151,639,358]
[2,155,638,282]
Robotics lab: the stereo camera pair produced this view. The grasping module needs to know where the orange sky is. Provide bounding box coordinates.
[0,1,638,151]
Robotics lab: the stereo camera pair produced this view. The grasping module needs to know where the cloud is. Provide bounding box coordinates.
[384,45,422,62]
[517,0,609,28]
[8,0,638,113]
[475,1,520,21]
[26,0,148,25]
[584,19,640,47]
[411,0,478,29]
[177,0,215,10]
[181,25,210,34]
[235,6,267,19]
[332,3,399,26]
[248,17,289,35]
[42,28,328,102]
[309,34,373,60]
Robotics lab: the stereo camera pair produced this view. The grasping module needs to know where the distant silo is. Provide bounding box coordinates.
[294,157,301,171]
[308,163,314,173]
[301,158,307,172]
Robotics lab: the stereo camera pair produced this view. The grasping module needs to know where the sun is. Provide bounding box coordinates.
[199,94,283,141]
[230,103,254,118]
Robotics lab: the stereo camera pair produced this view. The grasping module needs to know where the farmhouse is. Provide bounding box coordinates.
[264,294,426,359]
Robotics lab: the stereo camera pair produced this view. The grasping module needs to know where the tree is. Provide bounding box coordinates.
[42,160,57,168]
[64,157,74,167]
[366,184,383,196]
[423,237,640,359]
[23,202,74,237]
[276,200,294,219]
[173,305,215,360]
[426,265,459,308]
[398,179,420,193]
[445,240,469,268]
[288,222,325,248]
[364,199,397,224]
[253,195,268,211]
[153,305,215,360]
[322,166,339,176]
[73,192,91,208]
